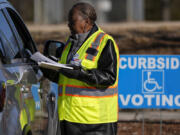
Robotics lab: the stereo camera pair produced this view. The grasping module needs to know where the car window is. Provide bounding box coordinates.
[0,38,5,58]
[6,8,37,54]
[0,10,19,60]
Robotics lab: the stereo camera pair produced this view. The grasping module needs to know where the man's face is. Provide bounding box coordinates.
[68,9,87,35]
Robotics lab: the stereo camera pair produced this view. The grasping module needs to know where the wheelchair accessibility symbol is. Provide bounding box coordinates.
[142,70,164,93]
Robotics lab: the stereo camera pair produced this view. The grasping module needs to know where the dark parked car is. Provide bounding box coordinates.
[0,0,58,135]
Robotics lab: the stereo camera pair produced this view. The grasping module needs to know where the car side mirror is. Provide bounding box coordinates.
[44,40,65,59]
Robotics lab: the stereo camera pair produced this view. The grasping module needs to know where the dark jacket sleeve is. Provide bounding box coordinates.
[41,68,59,83]
[59,39,118,88]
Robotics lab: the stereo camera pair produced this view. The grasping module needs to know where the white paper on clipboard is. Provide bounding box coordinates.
[38,61,73,70]
[31,52,73,70]
[31,52,57,64]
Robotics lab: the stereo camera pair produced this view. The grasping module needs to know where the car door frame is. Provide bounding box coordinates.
[1,5,37,53]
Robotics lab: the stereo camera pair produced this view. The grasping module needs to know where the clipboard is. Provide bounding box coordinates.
[38,61,73,70]
[31,52,73,70]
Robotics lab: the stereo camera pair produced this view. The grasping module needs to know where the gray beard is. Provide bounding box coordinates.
[75,31,90,45]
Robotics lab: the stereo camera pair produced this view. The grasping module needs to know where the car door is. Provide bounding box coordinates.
[0,6,49,135]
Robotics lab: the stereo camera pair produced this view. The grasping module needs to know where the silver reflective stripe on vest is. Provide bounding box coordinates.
[86,54,94,61]
[65,86,118,97]
[86,32,106,61]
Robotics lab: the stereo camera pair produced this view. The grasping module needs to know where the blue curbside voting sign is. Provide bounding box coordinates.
[50,82,58,101]
[31,84,41,110]
[118,55,180,109]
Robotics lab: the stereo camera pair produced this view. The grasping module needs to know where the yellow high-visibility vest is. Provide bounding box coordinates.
[58,28,119,124]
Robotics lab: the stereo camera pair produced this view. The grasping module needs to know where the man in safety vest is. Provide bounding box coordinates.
[57,2,119,135]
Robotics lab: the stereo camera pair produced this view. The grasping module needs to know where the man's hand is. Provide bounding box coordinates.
[59,65,82,79]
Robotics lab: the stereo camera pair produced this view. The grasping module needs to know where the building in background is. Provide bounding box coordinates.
[34,0,63,24]
[33,0,144,24]
[8,0,180,24]
[8,0,34,22]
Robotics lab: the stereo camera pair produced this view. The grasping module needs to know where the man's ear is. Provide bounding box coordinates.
[86,18,91,25]
[85,18,93,32]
